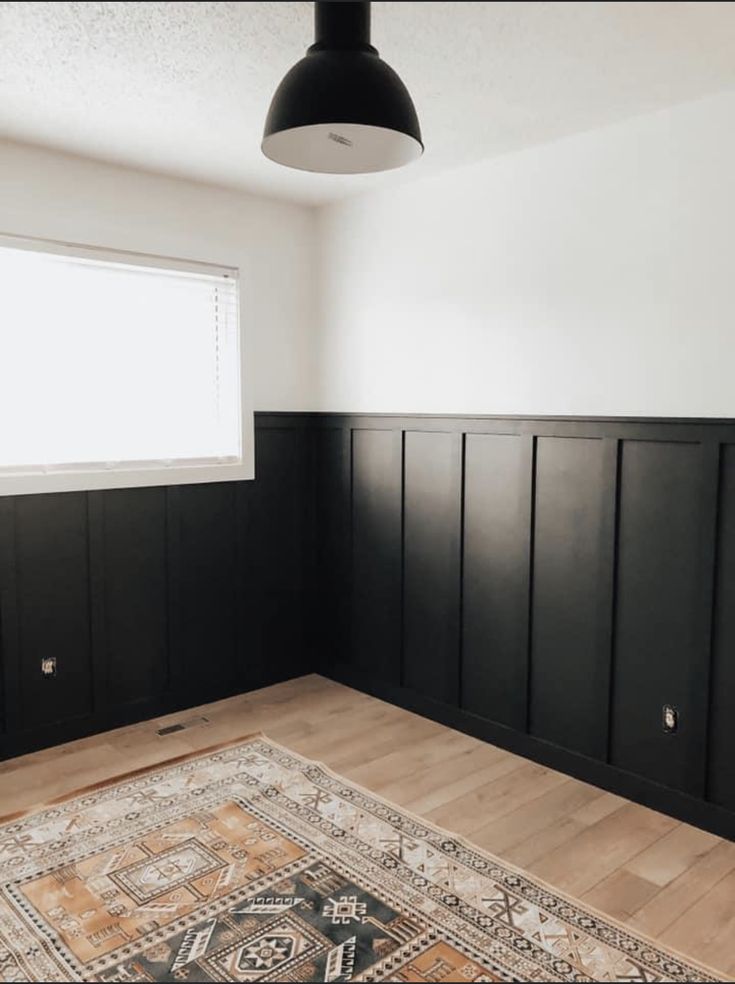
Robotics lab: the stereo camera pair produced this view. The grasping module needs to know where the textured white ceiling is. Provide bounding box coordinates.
[1,1,734,205]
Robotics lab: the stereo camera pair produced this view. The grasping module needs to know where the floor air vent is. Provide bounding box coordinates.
[156,716,210,736]
[157,723,185,736]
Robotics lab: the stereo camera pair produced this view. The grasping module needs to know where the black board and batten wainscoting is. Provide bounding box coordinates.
[313,413,735,843]
[2,412,735,842]
[0,415,315,759]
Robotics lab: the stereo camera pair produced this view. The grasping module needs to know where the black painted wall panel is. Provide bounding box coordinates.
[15,493,93,731]
[530,437,614,758]
[239,426,309,686]
[610,440,710,796]
[0,499,15,736]
[93,488,168,708]
[351,428,403,683]
[314,428,351,674]
[708,445,735,809]
[403,430,461,704]
[461,433,531,728]
[169,483,238,695]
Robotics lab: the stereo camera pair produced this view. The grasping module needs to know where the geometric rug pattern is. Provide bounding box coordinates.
[0,735,721,982]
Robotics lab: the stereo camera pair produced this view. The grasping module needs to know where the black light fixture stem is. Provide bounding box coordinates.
[312,1,375,53]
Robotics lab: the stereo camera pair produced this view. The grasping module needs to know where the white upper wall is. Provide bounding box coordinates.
[3,91,734,419]
[0,140,319,411]
[316,91,735,417]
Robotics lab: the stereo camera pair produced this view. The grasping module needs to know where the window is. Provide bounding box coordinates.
[0,235,251,495]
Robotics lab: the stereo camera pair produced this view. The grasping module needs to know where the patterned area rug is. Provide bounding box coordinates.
[0,735,720,983]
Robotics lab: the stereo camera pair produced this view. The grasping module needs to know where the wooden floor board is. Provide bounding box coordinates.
[581,868,662,922]
[659,867,735,972]
[630,839,735,940]
[503,814,589,868]
[527,802,679,896]
[624,823,722,888]
[471,775,604,855]
[0,673,732,974]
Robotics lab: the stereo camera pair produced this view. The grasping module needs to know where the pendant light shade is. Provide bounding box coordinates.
[262,1,423,174]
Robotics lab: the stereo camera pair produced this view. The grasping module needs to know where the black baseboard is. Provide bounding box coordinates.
[326,663,735,842]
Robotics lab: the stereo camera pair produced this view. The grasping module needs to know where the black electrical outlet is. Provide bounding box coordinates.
[662,704,678,734]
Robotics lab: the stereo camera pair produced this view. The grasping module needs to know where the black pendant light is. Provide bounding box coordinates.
[262,0,423,174]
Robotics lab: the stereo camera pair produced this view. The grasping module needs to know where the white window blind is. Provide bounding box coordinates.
[0,236,250,495]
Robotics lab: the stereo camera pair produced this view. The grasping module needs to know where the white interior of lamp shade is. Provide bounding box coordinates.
[262,122,423,174]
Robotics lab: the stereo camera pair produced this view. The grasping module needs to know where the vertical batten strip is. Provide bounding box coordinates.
[457,432,467,709]
[524,435,538,735]
[344,426,354,670]
[0,497,21,741]
[87,490,108,714]
[596,438,619,763]
[165,485,183,696]
[399,429,406,690]
[605,439,623,764]
[162,485,173,697]
[700,440,722,802]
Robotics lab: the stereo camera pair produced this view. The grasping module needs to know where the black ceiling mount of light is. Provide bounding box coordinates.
[262,0,423,174]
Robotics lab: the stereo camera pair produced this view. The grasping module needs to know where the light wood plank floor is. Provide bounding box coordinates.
[1,674,733,976]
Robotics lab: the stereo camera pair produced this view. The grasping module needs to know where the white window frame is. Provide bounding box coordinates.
[0,233,254,496]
